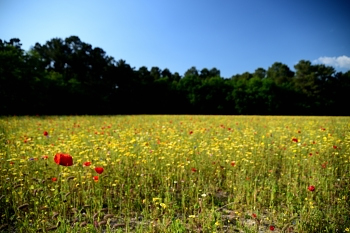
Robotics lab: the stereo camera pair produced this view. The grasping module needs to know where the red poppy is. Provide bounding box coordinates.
[189,131,193,135]
[191,167,197,172]
[95,167,104,174]
[252,213,257,218]
[43,131,49,136]
[333,145,337,149]
[42,155,49,160]
[269,225,275,231]
[230,161,236,167]
[83,161,92,167]
[54,153,73,166]
[292,138,298,143]
[308,185,315,192]
[93,176,99,182]
[52,177,57,182]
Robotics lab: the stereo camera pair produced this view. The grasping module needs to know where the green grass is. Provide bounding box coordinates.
[0,115,349,232]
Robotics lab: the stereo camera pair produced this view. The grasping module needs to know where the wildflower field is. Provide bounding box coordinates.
[0,115,349,233]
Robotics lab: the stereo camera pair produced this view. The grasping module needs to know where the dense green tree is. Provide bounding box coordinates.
[137,66,152,85]
[178,71,202,113]
[1,36,350,116]
[29,36,121,113]
[266,62,294,85]
[229,78,247,114]
[0,39,45,114]
[200,68,210,79]
[184,66,199,77]
[253,67,266,79]
[199,67,221,80]
[293,60,336,114]
[231,72,253,81]
[172,72,181,82]
[197,76,230,114]
[161,68,172,79]
[150,67,162,80]
[209,67,220,78]
[332,71,350,115]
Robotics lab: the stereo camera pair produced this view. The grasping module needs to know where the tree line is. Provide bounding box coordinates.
[1,36,349,115]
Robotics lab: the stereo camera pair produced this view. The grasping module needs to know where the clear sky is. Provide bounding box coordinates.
[1,0,350,78]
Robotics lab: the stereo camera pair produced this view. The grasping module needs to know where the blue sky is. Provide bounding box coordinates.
[1,0,349,78]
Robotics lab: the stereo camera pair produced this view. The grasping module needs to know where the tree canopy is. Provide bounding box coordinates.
[1,36,350,115]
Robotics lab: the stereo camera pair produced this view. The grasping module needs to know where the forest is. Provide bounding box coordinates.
[1,36,350,115]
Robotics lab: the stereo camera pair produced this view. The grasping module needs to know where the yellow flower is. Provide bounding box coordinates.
[160,203,166,209]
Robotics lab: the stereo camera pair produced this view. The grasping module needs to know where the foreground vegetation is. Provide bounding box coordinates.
[0,115,349,232]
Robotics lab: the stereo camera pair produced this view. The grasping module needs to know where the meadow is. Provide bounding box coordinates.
[0,115,349,232]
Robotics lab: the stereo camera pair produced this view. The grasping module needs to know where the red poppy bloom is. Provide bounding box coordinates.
[95,167,104,174]
[191,167,197,172]
[52,177,57,182]
[43,131,49,136]
[333,145,337,149]
[269,225,275,231]
[54,153,73,166]
[93,176,99,182]
[292,138,298,143]
[308,185,315,192]
[189,131,193,135]
[83,161,92,167]
[252,213,257,218]
[42,155,49,160]
[230,161,236,167]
